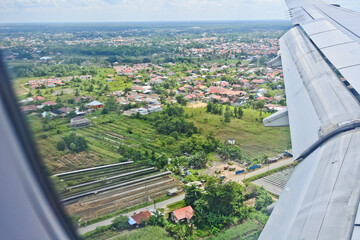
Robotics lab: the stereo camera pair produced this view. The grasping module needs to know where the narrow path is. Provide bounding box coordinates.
[78,194,185,235]
[20,84,29,93]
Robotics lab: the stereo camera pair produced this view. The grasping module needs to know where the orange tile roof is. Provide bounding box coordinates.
[172,206,194,221]
[131,210,152,225]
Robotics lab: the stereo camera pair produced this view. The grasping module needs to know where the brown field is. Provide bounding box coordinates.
[65,176,183,221]
[187,102,207,108]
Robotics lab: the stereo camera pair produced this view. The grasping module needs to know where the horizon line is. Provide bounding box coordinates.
[0,19,291,25]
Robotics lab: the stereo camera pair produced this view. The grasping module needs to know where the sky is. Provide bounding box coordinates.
[1,0,360,23]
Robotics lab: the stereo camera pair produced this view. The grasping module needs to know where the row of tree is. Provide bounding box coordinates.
[207,102,244,123]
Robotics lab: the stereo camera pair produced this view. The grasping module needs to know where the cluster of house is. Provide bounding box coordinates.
[123,105,163,116]
[20,95,106,128]
[109,85,164,116]
[114,63,156,76]
[128,205,194,227]
[108,63,285,111]
[180,37,279,58]
[27,75,92,89]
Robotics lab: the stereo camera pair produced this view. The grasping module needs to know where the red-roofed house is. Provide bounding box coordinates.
[128,210,152,226]
[178,87,186,92]
[171,206,194,223]
[33,96,45,101]
[21,105,37,113]
[252,79,265,84]
[42,101,57,106]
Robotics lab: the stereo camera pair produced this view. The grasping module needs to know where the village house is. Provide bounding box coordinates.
[33,96,45,101]
[146,105,163,113]
[87,101,103,109]
[58,107,74,116]
[42,101,57,107]
[264,104,286,112]
[131,107,148,115]
[128,210,152,226]
[21,104,37,113]
[252,79,265,85]
[171,206,194,223]
[50,109,63,118]
[70,116,91,128]
[133,79,142,84]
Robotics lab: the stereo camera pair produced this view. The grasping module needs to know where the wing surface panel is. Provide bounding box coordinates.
[259,131,360,240]
[279,26,360,158]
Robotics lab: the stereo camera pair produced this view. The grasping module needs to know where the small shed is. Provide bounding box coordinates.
[167,188,178,196]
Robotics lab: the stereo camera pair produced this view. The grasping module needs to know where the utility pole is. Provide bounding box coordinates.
[144,180,147,204]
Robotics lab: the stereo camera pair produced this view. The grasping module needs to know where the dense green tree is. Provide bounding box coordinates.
[62,133,88,152]
[255,100,266,110]
[218,144,244,161]
[185,184,203,207]
[224,109,232,122]
[112,216,130,230]
[188,151,208,169]
[176,95,188,106]
[237,107,244,119]
[255,187,274,213]
[67,111,77,119]
[148,210,166,227]
[185,177,249,230]
[56,140,66,151]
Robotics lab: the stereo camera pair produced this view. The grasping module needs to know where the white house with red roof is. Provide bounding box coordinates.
[171,206,194,223]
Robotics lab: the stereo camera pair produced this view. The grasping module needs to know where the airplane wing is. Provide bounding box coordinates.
[0,54,78,239]
[260,1,360,239]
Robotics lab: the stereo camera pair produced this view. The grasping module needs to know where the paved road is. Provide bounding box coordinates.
[232,158,294,183]
[78,194,185,235]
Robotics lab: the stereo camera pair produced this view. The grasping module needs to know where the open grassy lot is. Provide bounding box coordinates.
[209,220,263,240]
[113,226,173,240]
[185,107,291,157]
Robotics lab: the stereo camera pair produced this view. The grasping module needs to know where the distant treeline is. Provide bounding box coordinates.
[44,45,176,57]
[8,62,99,78]
[0,20,291,37]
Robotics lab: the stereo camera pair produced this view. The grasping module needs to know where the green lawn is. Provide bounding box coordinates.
[185,107,291,157]
[209,220,263,240]
[167,200,186,212]
[114,226,173,240]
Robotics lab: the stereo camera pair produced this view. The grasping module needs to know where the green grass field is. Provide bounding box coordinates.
[185,107,291,157]
[26,105,291,174]
[166,200,186,212]
[114,226,173,240]
[27,111,192,173]
[209,220,263,240]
